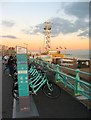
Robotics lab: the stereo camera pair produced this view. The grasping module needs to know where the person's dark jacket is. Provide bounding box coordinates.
[8,56,15,66]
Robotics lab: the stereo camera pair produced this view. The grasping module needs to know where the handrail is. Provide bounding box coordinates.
[79,70,91,76]
[29,58,91,101]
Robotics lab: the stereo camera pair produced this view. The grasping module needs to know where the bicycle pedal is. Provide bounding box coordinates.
[32,92,37,95]
[48,92,52,95]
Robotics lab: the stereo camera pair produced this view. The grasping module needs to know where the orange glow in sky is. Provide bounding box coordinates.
[0,2,89,52]
[0,33,89,51]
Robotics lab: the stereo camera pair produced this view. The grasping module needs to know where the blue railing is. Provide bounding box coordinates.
[29,58,91,100]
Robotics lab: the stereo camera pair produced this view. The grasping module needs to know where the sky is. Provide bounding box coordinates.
[0,0,90,52]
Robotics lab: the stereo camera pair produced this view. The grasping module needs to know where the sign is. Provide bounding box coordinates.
[16,46,29,97]
[16,46,27,54]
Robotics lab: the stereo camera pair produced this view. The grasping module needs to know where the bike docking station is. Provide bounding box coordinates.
[12,46,39,118]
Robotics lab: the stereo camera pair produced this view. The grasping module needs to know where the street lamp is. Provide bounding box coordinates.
[23,43,28,49]
[23,43,29,54]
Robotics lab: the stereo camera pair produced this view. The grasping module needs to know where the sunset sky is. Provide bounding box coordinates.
[0,0,89,52]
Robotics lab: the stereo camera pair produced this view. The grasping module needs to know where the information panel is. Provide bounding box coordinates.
[16,46,29,97]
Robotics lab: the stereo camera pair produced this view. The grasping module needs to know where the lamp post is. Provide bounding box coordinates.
[23,43,28,49]
[23,43,28,55]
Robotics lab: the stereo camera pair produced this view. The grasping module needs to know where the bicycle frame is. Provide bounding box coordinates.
[28,66,53,94]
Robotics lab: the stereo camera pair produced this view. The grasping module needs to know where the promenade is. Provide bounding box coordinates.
[2,63,13,118]
[0,60,2,119]
[1,62,90,118]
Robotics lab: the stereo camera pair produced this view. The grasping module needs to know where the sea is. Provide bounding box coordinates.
[66,54,90,60]
[61,50,90,60]
[0,49,90,60]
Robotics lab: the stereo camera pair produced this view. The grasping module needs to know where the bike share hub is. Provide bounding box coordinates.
[12,46,39,118]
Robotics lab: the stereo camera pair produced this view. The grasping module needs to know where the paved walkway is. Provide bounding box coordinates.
[2,64,13,118]
[0,60,2,119]
[2,63,90,118]
[33,88,90,118]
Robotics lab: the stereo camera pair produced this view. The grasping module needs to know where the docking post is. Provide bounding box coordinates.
[16,46,30,111]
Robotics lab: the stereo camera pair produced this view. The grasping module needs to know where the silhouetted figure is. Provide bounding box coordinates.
[7,55,15,76]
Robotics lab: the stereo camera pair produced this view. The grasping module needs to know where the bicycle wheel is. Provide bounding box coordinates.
[12,83,19,101]
[12,89,19,101]
[42,82,61,99]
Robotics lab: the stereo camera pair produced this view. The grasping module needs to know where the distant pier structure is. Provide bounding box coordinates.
[43,22,51,53]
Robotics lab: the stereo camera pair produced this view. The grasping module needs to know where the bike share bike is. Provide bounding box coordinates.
[12,60,61,100]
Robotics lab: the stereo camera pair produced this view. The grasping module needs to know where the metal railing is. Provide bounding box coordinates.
[29,58,91,100]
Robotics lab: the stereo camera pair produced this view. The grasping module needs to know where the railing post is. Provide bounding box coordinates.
[64,76,67,87]
[35,58,36,63]
[38,60,40,65]
[75,69,81,96]
[47,62,50,68]
[56,64,60,82]
[41,61,43,67]
[36,59,38,64]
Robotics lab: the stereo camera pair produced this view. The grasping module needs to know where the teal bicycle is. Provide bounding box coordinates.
[12,63,61,100]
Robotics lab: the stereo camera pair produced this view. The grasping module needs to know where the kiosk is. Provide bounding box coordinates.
[12,46,39,118]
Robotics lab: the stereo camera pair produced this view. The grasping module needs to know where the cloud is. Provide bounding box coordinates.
[23,17,73,36]
[21,26,37,35]
[50,17,76,35]
[2,20,15,27]
[22,29,31,34]
[62,2,89,19]
[21,17,89,39]
[22,2,89,38]
[56,2,89,38]
[33,24,44,35]
[21,25,44,36]
[25,17,88,38]
[89,27,91,38]
[78,29,89,37]
[0,35,18,39]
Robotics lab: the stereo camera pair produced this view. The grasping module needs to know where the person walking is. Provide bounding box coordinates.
[7,55,15,76]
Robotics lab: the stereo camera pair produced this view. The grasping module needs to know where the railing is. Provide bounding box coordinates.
[29,58,91,100]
